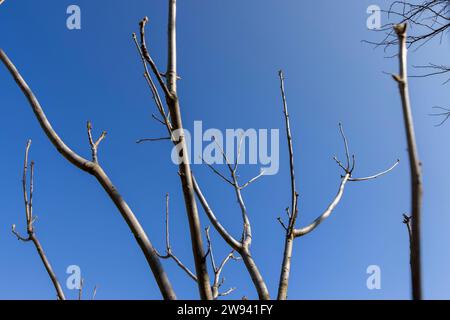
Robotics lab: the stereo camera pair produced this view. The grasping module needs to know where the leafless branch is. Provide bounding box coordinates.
[87,121,106,164]
[192,174,270,299]
[369,1,450,50]
[0,49,176,300]
[156,194,198,282]
[430,106,450,126]
[12,140,66,300]
[277,70,299,300]
[136,137,171,144]
[205,227,239,299]
[392,23,423,300]
[133,3,213,299]
[349,160,400,181]
[276,70,398,300]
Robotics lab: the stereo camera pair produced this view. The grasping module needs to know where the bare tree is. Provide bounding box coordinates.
[275,71,400,300]
[12,140,66,300]
[1,1,405,301]
[0,50,176,300]
[392,24,424,300]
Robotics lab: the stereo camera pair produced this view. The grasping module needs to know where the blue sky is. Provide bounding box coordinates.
[1,0,450,300]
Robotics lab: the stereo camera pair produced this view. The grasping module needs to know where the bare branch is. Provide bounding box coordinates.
[206,226,240,299]
[156,193,198,282]
[294,174,350,238]
[192,176,242,251]
[430,106,450,126]
[219,287,237,297]
[276,71,397,300]
[239,170,266,190]
[393,23,423,300]
[277,69,300,300]
[192,175,270,300]
[0,49,176,300]
[138,17,172,99]
[202,159,235,186]
[133,4,213,299]
[87,121,107,164]
[349,160,400,181]
[12,140,66,300]
[338,123,352,171]
[276,217,288,231]
[136,137,171,144]
[369,1,450,50]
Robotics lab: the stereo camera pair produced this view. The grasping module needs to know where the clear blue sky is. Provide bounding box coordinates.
[1,0,450,300]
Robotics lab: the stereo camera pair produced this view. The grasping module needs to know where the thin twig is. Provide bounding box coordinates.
[155,193,198,282]
[12,140,66,300]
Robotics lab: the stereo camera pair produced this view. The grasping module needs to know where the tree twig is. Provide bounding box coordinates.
[12,140,66,300]
[392,23,423,300]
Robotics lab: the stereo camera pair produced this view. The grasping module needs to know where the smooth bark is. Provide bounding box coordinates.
[393,23,423,300]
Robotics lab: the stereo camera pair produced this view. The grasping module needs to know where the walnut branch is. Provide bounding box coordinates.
[276,70,398,300]
[0,49,176,300]
[205,227,239,299]
[293,125,399,238]
[133,6,213,299]
[12,140,66,300]
[392,23,423,300]
[87,121,106,164]
[193,147,270,299]
[156,193,198,282]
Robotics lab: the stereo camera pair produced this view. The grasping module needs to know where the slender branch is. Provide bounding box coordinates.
[203,159,235,186]
[192,175,270,300]
[192,176,242,251]
[294,174,351,237]
[87,121,106,164]
[429,106,450,126]
[0,49,176,300]
[276,71,398,299]
[277,70,299,299]
[349,160,400,181]
[133,2,213,299]
[92,286,98,300]
[136,137,171,144]
[239,170,266,190]
[12,140,66,300]
[205,227,239,299]
[156,194,198,282]
[138,17,172,99]
[132,32,173,136]
[392,23,423,300]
